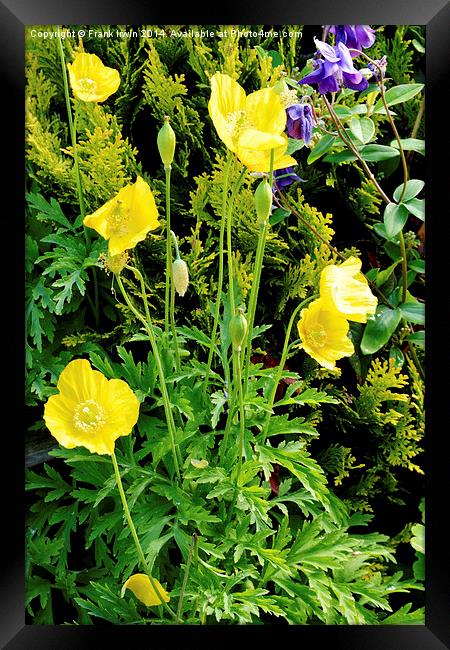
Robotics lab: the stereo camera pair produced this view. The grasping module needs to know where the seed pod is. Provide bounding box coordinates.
[157,116,176,167]
[172,258,189,297]
[229,308,248,352]
[254,179,272,224]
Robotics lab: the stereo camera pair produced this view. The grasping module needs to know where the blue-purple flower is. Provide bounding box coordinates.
[368,55,387,81]
[286,104,314,144]
[327,25,376,55]
[273,167,304,191]
[299,38,369,94]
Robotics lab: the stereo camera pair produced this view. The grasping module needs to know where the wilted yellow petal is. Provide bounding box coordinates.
[121,574,170,606]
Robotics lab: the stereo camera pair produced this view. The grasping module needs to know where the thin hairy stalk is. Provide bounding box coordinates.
[203,153,233,395]
[407,97,425,165]
[164,166,172,334]
[260,294,318,444]
[175,533,198,623]
[115,270,181,480]
[242,148,275,395]
[111,452,177,618]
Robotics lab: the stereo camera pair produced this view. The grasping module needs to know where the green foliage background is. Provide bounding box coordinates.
[25,24,425,625]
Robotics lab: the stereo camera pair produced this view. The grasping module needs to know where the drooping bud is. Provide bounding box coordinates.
[254,179,273,224]
[157,116,176,168]
[229,307,248,352]
[172,258,189,297]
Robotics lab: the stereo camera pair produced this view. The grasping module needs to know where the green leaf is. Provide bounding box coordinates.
[411,523,425,554]
[393,180,424,203]
[373,84,424,111]
[399,301,425,325]
[269,207,291,226]
[268,49,283,67]
[375,260,400,288]
[286,137,305,155]
[383,203,409,239]
[408,259,425,274]
[360,145,400,162]
[389,345,404,368]
[349,117,375,144]
[360,305,402,355]
[307,134,337,164]
[403,198,425,221]
[407,330,425,348]
[390,138,425,156]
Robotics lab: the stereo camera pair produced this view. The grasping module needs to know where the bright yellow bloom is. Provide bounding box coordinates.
[67,52,120,102]
[121,574,170,606]
[83,176,159,256]
[320,256,378,323]
[44,359,140,456]
[208,72,293,166]
[297,298,354,370]
[237,136,297,172]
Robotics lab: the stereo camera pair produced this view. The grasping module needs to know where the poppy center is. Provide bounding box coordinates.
[225,110,252,143]
[306,326,327,348]
[78,77,98,97]
[73,399,106,433]
[106,200,130,237]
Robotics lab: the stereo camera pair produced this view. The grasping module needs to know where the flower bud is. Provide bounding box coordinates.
[229,308,248,352]
[172,258,189,297]
[157,116,176,167]
[254,180,272,224]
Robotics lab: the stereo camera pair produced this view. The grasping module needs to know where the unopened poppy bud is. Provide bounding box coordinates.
[172,258,189,297]
[254,180,273,224]
[157,116,176,168]
[229,308,248,352]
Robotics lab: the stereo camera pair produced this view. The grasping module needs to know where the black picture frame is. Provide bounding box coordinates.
[4,0,449,647]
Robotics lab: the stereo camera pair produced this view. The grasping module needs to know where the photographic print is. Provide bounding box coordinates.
[22,22,429,629]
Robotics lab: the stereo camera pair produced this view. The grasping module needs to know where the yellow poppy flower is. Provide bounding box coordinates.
[297,298,354,370]
[320,256,378,323]
[83,176,159,256]
[44,359,140,456]
[237,136,297,172]
[67,52,120,102]
[121,574,170,606]
[208,72,288,156]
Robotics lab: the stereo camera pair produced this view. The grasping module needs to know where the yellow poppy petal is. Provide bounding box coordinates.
[297,298,354,370]
[67,52,120,102]
[237,136,297,172]
[84,176,159,256]
[121,574,170,606]
[43,359,140,456]
[244,87,286,143]
[320,257,377,322]
[208,72,246,152]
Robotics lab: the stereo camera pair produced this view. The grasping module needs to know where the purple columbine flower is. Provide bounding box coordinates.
[327,25,376,55]
[368,55,387,81]
[273,167,304,192]
[299,38,369,94]
[286,103,314,144]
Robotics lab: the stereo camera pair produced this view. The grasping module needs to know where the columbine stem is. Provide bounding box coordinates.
[242,149,275,395]
[203,153,233,396]
[111,452,177,618]
[260,294,318,444]
[115,270,181,481]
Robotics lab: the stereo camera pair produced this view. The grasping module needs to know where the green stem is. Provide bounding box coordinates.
[175,533,197,623]
[242,149,275,395]
[169,229,181,372]
[115,270,181,481]
[234,349,246,483]
[260,294,318,444]
[398,232,408,303]
[203,153,233,396]
[111,451,177,618]
[164,166,172,335]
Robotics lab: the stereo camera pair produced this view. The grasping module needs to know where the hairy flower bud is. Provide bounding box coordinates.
[157,116,176,167]
[254,180,272,224]
[229,308,248,352]
[172,258,189,297]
